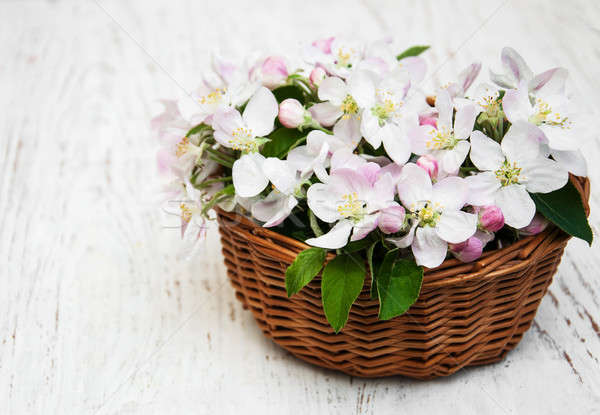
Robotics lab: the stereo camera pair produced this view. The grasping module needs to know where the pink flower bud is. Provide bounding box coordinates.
[416,155,439,179]
[278,99,306,128]
[519,214,549,236]
[309,66,327,87]
[449,236,484,263]
[419,113,438,128]
[478,205,504,232]
[261,56,288,88]
[378,205,406,234]
[312,37,334,54]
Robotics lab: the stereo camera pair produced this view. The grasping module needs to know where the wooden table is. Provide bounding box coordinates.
[1,0,599,413]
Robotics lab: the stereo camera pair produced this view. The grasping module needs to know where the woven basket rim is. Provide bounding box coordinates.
[216,175,589,290]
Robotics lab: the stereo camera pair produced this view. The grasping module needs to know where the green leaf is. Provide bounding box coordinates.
[260,128,305,158]
[272,85,306,104]
[377,258,423,320]
[285,247,327,297]
[396,45,430,61]
[321,254,366,333]
[343,238,374,253]
[531,181,592,245]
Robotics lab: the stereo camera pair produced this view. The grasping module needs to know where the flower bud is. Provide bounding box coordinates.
[278,99,306,128]
[378,205,406,234]
[261,56,288,88]
[449,236,484,263]
[478,205,504,232]
[416,155,439,179]
[309,66,327,87]
[519,214,549,236]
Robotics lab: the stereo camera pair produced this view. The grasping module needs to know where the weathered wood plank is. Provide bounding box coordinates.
[1,0,599,413]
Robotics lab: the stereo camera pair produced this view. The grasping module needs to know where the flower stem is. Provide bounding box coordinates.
[205,147,235,162]
[308,210,323,237]
[208,155,233,168]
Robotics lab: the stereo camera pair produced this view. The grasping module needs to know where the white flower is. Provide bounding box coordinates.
[503,81,588,176]
[251,159,304,227]
[212,87,278,197]
[410,89,478,174]
[360,68,419,165]
[309,70,377,143]
[305,164,403,249]
[466,121,569,228]
[388,163,477,268]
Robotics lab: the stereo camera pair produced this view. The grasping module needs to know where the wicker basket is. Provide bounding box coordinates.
[216,176,590,379]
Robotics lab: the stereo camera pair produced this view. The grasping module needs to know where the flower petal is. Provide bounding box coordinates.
[469,130,504,171]
[465,171,501,205]
[494,184,535,228]
[502,84,533,123]
[351,214,379,241]
[501,47,533,86]
[318,76,347,104]
[432,176,468,210]
[436,210,477,244]
[360,110,383,148]
[529,67,568,96]
[440,140,470,174]
[381,123,412,166]
[397,163,433,210]
[251,192,298,227]
[333,117,361,149]
[347,70,376,108]
[521,157,568,193]
[213,108,244,147]
[435,89,453,130]
[262,158,297,194]
[412,226,448,268]
[378,204,406,234]
[305,219,353,249]
[242,87,278,137]
[501,120,542,163]
[453,102,477,140]
[408,124,436,155]
[387,221,417,248]
[306,183,341,223]
[232,153,269,198]
[551,149,588,177]
[309,102,343,127]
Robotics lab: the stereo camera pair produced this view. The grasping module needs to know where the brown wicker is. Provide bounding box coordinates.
[216,176,590,379]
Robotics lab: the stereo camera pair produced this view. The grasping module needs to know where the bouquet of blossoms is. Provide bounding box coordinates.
[153,39,592,332]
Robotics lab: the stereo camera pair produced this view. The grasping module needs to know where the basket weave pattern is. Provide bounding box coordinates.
[216,177,589,379]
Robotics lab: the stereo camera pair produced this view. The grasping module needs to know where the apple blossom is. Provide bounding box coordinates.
[258,56,289,89]
[213,87,278,197]
[387,163,477,268]
[306,164,404,248]
[410,89,478,174]
[466,122,568,228]
[449,236,483,262]
[502,81,588,176]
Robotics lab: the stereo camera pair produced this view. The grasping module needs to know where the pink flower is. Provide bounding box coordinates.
[418,112,438,128]
[519,214,549,235]
[416,155,439,179]
[478,205,505,232]
[305,164,400,248]
[260,56,288,88]
[449,236,484,262]
[278,98,306,128]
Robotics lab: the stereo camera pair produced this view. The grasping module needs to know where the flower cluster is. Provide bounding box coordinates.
[153,40,589,269]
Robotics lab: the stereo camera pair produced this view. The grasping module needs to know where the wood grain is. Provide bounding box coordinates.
[1,0,599,413]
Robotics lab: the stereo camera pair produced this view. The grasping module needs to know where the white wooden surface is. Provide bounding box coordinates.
[1,0,600,413]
